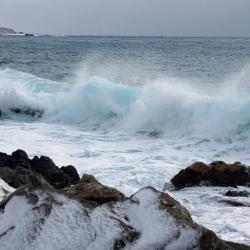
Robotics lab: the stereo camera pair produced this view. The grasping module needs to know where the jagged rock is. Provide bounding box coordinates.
[0,150,30,170]
[0,150,79,189]
[171,161,250,189]
[30,156,76,189]
[61,165,80,184]
[10,149,31,169]
[31,155,59,173]
[65,174,125,204]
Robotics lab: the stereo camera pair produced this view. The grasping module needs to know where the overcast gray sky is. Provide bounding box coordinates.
[0,0,250,36]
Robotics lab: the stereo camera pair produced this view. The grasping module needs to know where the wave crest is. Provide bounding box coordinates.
[1,68,250,140]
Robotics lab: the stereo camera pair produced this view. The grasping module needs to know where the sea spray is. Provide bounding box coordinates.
[1,68,250,141]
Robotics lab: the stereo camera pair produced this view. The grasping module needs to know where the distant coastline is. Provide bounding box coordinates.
[0,27,17,35]
[0,26,36,36]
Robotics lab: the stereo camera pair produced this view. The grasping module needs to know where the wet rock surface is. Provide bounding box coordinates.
[171,161,250,189]
[0,107,44,119]
[10,107,44,118]
[0,150,79,189]
[65,174,125,204]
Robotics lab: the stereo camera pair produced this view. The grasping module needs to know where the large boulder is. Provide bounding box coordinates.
[0,175,249,250]
[65,174,125,204]
[171,161,250,189]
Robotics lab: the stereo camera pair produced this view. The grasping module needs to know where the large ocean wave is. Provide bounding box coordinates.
[1,68,250,140]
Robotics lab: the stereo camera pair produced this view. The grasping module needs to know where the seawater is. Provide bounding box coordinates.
[0,36,250,244]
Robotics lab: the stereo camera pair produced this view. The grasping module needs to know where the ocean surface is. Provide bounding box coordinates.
[0,36,250,244]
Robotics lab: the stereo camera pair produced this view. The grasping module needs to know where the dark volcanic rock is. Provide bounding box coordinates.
[11,149,31,169]
[0,152,11,168]
[61,165,80,184]
[10,167,30,188]
[30,156,77,189]
[0,150,30,170]
[0,167,14,184]
[31,155,59,174]
[9,107,44,118]
[0,150,79,189]
[65,174,125,204]
[171,161,250,189]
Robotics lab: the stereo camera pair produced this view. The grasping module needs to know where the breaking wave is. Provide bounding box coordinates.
[1,68,250,140]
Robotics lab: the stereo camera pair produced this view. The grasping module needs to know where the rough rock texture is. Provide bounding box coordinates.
[65,174,125,204]
[0,174,249,250]
[61,165,80,184]
[0,150,79,189]
[171,161,250,189]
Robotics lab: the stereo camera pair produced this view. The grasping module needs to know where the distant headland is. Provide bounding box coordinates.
[0,27,17,35]
[0,26,35,36]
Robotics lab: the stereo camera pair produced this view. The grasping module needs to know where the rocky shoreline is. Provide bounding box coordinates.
[170,161,250,189]
[0,150,250,249]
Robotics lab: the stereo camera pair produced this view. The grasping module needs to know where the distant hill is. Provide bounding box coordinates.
[0,27,17,35]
